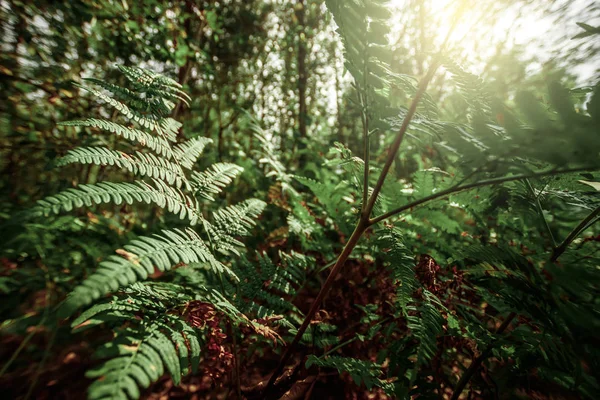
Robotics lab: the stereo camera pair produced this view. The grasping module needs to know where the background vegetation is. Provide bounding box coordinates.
[1,0,599,399]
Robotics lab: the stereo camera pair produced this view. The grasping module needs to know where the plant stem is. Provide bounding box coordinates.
[363,63,439,216]
[450,312,516,400]
[451,202,600,398]
[0,326,39,378]
[551,205,600,262]
[369,167,598,226]
[363,13,459,216]
[262,16,461,399]
[525,178,557,247]
[262,219,368,397]
[361,93,370,215]
[322,337,358,358]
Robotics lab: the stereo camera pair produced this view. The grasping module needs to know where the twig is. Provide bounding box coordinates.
[369,167,597,226]
[525,178,557,247]
[551,205,600,262]
[450,312,516,400]
[359,90,370,214]
[261,21,458,398]
[451,202,600,398]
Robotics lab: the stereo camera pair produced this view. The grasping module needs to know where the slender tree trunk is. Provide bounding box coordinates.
[173,1,205,120]
[295,0,308,163]
[417,0,427,75]
[217,96,224,161]
[334,44,344,143]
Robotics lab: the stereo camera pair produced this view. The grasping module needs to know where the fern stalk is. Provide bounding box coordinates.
[450,311,517,400]
[363,61,442,216]
[370,166,598,225]
[452,204,600,398]
[262,25,457,397]
[551,205,600,261]
[525,178,557,247]
[360,90,370,215]
[262,218,369,397]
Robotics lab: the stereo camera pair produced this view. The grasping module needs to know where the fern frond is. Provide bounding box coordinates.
[59,228,233,316]
[407,291,445,367]
[324,0,429,129]
[83,78,173,116]
[58,118,175,156]
[442,57,492,114]
[235,252,305,323]
[57,147,189,188]
[154,118,180,142]
[462,244,537,279]
[213,198,266,237]
[294,175,355,233]
[191,163,244,200]
[33,180,202,225]
[78,304,200,399]
[251,122,292,184]
[306,355,393,392]
[117,65,191,106]
[172,137,213,169]
[204,199,266,255]
[379,228,416,316]
[325,0,392,85]
[78,85,163,133]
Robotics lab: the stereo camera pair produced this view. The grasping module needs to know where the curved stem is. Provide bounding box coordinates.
[525,178,556,247]
[450,312,516,400]
[551,205,600,262]
[369,167,597,226]
[452,201,600,398]
[262,220,368,397]
[261,10,461,399]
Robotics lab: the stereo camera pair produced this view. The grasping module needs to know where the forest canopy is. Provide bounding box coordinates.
[1,0,600,399]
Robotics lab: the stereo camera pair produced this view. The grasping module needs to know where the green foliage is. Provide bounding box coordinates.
[306,355,393,392]
[191,163,244,200]
[58,119,175,158]
[59,228,230,317]
[2,1,600,399]
[406,291,446,367]
[19,67,266,399]
[235,251,309,326]
[72,283,201,399]
[33,180,203,225]
[57,147,188,188]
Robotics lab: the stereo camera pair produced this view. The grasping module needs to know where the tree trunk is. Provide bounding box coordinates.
[295,0,308,163]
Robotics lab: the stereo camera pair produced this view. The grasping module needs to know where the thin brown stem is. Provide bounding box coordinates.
[261,14,461,399]
[363,63,439,216]
[551,205,600,262]
[451,200,600,398]
[450,312,516,400]
[262,219,368,397]
[369,167,598,226]
[363,13,460,215]
[525,178,557,247]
